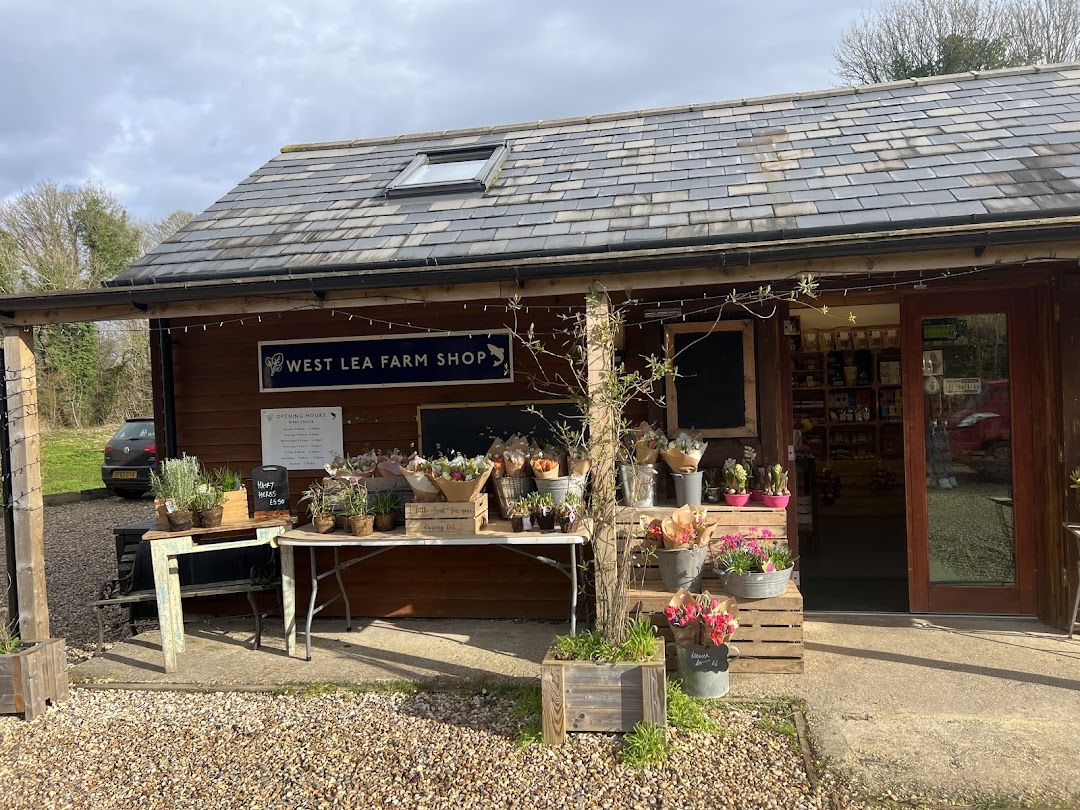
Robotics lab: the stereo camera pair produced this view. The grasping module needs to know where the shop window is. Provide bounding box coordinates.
[386,143,508,197]
[664,321,757,438]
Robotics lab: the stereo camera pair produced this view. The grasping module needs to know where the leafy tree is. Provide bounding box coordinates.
[835,0,1080,84]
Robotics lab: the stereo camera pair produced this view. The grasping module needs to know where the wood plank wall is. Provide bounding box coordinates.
[148,292,789,620]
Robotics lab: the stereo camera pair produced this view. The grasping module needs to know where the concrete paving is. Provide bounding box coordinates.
[72,613,1080,803]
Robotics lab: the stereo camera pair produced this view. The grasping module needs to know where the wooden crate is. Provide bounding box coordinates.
[154,487,251,531]
[0,638,68,720]
[405,494,488,536]
[628,576,804,674]
[541,639,666,745]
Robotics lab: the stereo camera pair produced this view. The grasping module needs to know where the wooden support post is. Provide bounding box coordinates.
[4,328,48,640]
[584,288,623,639]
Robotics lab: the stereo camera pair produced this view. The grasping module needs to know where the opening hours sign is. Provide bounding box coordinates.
[258,330,513,392]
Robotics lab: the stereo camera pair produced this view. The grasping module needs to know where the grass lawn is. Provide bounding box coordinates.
[40,424,119,496]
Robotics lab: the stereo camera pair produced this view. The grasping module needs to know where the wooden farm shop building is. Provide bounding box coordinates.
[4,63,1080,651]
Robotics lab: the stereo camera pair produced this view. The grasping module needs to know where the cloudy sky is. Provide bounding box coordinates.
[1,1,869,220]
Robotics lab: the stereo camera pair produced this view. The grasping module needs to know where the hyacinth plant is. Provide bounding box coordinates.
[764,464,790,497]
[664,594,739,647]
[714,529,795,575]
[722,459,748,495]
[743,446,763,490]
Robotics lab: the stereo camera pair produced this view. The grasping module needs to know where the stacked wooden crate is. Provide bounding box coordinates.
[405,494,489,536]
[619,503,801,674]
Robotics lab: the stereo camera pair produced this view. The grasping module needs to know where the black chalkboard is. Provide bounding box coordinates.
[683,644,731,672]
[419,400,582,457]
[671,328,747,431]
[252,465,290,517]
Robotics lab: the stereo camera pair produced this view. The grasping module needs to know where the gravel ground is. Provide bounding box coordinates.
[0,688,836,810]
[1,497,150,662]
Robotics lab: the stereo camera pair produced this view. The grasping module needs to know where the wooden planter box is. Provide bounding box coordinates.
[155,487,250,530]
[0,638,69,720]
[405,494,489,536]
[541,638,666,746]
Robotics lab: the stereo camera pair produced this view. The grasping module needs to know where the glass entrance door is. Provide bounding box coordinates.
[903,291,1036,614]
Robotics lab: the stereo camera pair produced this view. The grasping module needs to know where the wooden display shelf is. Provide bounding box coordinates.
[628,578,803,674]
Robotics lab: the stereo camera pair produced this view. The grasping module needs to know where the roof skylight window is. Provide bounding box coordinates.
[386,142,508,197]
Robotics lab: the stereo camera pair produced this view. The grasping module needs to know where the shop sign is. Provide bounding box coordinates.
[942,377,982,396]
[922,319,958,341]
[258,331,513,392]
[260,407,344,470]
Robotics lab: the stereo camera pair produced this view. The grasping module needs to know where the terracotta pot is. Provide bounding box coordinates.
[198,505,224,528]
[313,514,336,534]
[373,513,396,532]
[762,494,790,508]
[166,509,193,532]
[346,515,374,536]
[724,492,751,507]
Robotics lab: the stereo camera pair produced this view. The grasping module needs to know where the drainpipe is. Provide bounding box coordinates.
[157,319,177,459]
[0,342,18,636]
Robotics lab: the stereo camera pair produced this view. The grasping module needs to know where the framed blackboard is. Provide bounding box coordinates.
[664,321,757,438]
[418,400,581,457]
[252,465,291,518]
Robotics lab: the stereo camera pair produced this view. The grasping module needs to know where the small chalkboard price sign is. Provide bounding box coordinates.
[252,465,290,519]
[685,644,732,672]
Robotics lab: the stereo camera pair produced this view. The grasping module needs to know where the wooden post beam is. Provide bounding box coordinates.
[3,327,48,640]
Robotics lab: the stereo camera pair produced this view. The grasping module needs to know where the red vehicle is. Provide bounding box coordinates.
[948,381,1011,477]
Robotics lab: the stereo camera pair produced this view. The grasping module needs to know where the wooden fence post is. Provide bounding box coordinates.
[4,327,48,640]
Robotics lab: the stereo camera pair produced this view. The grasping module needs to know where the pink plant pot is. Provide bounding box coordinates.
[750,489,764,502]
[762,494,790,508]
[724,492,751,507]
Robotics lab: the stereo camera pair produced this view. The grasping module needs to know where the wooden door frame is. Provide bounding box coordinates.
[901,289,1038,614]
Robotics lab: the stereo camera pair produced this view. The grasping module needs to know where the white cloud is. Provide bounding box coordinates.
[0,0,867,219]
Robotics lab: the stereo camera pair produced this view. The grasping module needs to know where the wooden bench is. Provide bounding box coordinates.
[89,538,280,656]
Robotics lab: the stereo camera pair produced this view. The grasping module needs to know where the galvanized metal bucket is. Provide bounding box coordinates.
[657,545,707,592]
[670,471,704,507]
[676,643,739,699]
[714,564,794,599]
[618,463,659,507]
[535,476,570,506]
[491,476,535,520]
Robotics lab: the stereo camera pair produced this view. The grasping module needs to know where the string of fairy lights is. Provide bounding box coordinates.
[3,263,996,340]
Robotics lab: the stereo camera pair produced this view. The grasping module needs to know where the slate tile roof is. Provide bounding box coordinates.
[116,64,1080,285]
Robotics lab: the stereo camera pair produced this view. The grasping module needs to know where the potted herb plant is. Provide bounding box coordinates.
[301,481,336,533]
[369,491,402,531]
[343,483,374,536]
[762,463,791,508]
[722,458,750,507]
[653,506,714,592]
[150,454,201,531]
[211,466,249,524]
[192,483,226,528]
[712,529,795,598]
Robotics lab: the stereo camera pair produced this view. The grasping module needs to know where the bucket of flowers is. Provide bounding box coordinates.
[661,432,708,507]
[430,453,493,502]
[653,505,714,592]
[664,587,740,698]
[712,529,795,599]
[631,422,666,464]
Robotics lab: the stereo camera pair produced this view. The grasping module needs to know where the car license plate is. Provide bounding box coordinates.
[112,470,138,479]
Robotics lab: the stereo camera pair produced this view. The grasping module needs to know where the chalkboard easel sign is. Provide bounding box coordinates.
[684,644,733,672]
[252,465,291,519]
[665,321,757,438]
